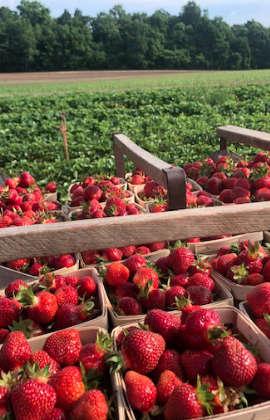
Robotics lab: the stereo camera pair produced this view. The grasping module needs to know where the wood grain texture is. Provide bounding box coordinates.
[217,125,270,150]
[0,202,270,260]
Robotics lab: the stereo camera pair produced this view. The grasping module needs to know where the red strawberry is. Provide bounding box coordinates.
[0,329,9,344]
[0,331,32,371]
[168,246,195,274]
[43,407,65,420]
[0,297,20,328]
[263,260,270,281]
[133,266,159,290]
[54,303,81,329]
[105,262,129,287]
[44,329,82,366]
[252,363,270,398]
[54,254,75,269]
[18,289,58,325]
[247,259,263,273]
[149,200,168,213]
[247,283,270,317]
[121,328,165,374]
[212,336,257,387]
[104,197,126,216]
[148,241,167,252]
[255,315,270,338]
[79,331,112,374]
[5,279,28,298]
[170,274,189,287]
[9,317,43,339]
[215,253,238,275]
[84,185,102,201]
[125,254,146,274]
[255,187,270,201]
[187,285,213,305]
[64,275,79,288]
[155,256,170,274]
[206,177,222,195]
[136,245,151,255]
[141,289,166,310]
[30,351,59,375]
[49,366,85,410]
[45,181,57,193]
[39,273,66,291]
[77,276,97,298]
[181,350,213,382]
[165,286,186,309]
[188,273,214,291]
[103,247,123,261]
[81,250,99,265]
[19,171,35,187]
[125,371,157,412]
[118,297,142,315]
[114,283,138,299]
[55,285,78,306]
[7,258,29,271]
[157,370,182,405]
[145,309,181,344]
[131,174,145,184]
[246,273,264,285]
[164,383,204,419]
[28,262,44,276]
[120,245,136,257]
[126,203,140,215]
[70,389,108,420]
[152,349,183,380]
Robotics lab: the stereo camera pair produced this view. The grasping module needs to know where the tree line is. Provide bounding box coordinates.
[1,0,270,72]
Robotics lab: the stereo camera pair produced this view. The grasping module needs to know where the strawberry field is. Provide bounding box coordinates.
[1,84,270,195]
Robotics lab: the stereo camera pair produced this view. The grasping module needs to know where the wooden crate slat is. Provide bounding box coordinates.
[217,125,270,150]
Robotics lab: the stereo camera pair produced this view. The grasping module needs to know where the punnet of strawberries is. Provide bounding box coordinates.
[184,152,270,204]
[0,171,60,228]
[211,240,270,286]
[100,244,226,317]
[0,327,116,419]
[3,253,77,277]
[0,270,101,343]
[70,197,142,219]
[126,168,150,186]
[115,307,270,419]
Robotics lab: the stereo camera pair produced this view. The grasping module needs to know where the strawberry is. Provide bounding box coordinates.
[170,274,189,287]
[18,289,58,325]
[215,253,238,275]
[84,185,102,201]
[187,285,213,305]
[164,382,206,419]
[188,273,215,291]
[157,370,182,405]
[0,297,20,328]
[155,256,170,274]
[55,285,78,306]
[0,331,32,371]
[43,407,65,419]
[212,336,257,387]
[10,317,43,339]
[125,370,157,412]
[118,297,142,315]
[141,288,166,310]
[131,174,145,184]
[252,363,270,398]
[136,245,151,255]
[148,241,167,252]
[149,199,168,213]
[44,329,82,366]
[114,283,138,299]
[246,273,264,285]
[19,171,35,187]
[30,350,59,375]
[55,254,75,269]
[103,247,123,261]
[28,262,44,276]
[45,181,57,193]
[255,315,270,338]
[49,366,85,410]
[121,328,165,374]
[181,350,213,382]
[120,245,136,258]
[105,262,129,287]
[247,283,270,317]
[0,371,17,409]
[104,197,126,216]
[263,260,270,281]
[133,266,159,290]
[77,276,97,298]
[54,303,81,329]
[7,258,29,271]
[247,259,263,273]
[125,253,146,274]
[255,187,270,201]
[5,279,28,297]
[165,286,186,309]
[145,309,181,344]
[39,273,66,291]
[64,275,79,288]
[79,331,112,374]
[206,177,222,195]
[168,246,195,274]
[152,349,183,380]
[81,250,99,265]
[70,389,108,420]
[126,203,140,215]
[0,329,9,344]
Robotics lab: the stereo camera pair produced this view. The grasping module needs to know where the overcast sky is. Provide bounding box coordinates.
[1,0,270,26]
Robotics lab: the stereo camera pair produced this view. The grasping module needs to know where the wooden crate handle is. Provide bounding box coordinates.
[113,133,186,210]
[217,125,270,152]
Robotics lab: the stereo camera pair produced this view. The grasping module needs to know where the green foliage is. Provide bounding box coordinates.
[0,84,269,194]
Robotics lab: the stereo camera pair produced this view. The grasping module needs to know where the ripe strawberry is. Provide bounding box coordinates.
[125,371,157,413]
[149,200,168,212]
[157,370,182,405]
[206,177,222,195]
[43,407,65,420]
[45,181,57,193]
[9,317,43,339]
[246,273,264,285]
[263,260,270,281]
[125,254,146,274]
[215,253,238,275]
[255,187,270,201]
[81,250,99,265]
[126,203,140,215]
[121,328,165,374]
[30,351,59,375]
[79,331,112,374]
[255,315,270,338]
[84,185,102,201]
[28,262,44,276]
[131,174,145,184]
[115,282,138,299]
[118,297,142,315]
[18,289,58,325]
[133,266,159,290]
[49,366,85,410]
[19,171,35,187]
[165,286,186,309]
[152,349,182,380]
[104,197,126,216]
[148,241,167,252]
[120,245,136,257]
[252,363,270,398]
[5,279,28,297]
[141,288,166,310]
[54,303,81,329]
[181,350,213,382]
[7,258,29,271]
[55,254,75,269]
[0,331,31,371]
[168,246,195,274]
[212,336,257,387]
[0,297,20,328]
[44,329,82,366]
[64,275,79,288]
[70,389,108,420]
[105,262,129,287]
[188,273,214,291]
[247,259,263,273]
[103,247,123,261]
[145,309,181,344]
[77,275,97,298]
[187,285,213,305]
[55,285,78,306]
[247,283,270,317]
[164,383,204,419]
[170,274,189,287]
[0,329,9,344]
[136,245,151,255]
[155,256,170,274]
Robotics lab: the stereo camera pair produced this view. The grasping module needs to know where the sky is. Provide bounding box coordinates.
[1,0,270,26]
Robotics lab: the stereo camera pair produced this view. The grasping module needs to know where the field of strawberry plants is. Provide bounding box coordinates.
[0,84,270,196]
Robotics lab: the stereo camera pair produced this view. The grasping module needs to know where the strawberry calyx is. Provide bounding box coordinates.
[250,164,269,181]
[24,363,51,383]
[207,326,228,341]
[230,243,240,254]
[175,295,192,310]
[9,318,36,339]
[16,287,38,307]
[137,280,153,299]
[231,264,248,283]
[263,313,270,325]
[0,371,18,390]
[96,331,114,353]
[196,376,214,415]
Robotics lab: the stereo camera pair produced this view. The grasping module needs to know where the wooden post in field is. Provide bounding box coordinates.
[60,113,70,161]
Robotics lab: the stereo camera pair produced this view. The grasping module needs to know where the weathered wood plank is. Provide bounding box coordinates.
[217,125,270,150]
[0,202,269,260]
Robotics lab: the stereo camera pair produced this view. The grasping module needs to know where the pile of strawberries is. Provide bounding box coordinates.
[0,171,60,228]
[0,271,100,342]
[4,253,76,277]
[101,245,220,316]
[212,240,270,286]
[184,152,270,204]
[117,307,270,418]
[0,328,112,419]
[245,283,270,339]
[81,242,168,265]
